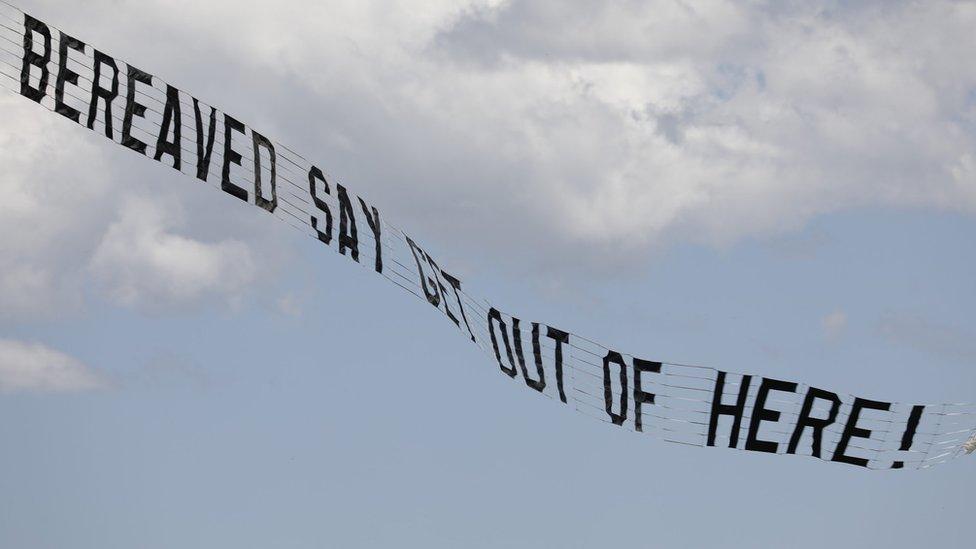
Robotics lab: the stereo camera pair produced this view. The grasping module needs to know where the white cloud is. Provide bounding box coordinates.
[0,338,103,393]
[89,197,258,309]
[0,82,277,318]
[822,310,847,339]
[0,95,113,318]
[275,294,303,317]
[9,0,976,281]
[123,0,976,266]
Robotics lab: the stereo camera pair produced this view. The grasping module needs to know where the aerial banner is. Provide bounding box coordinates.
[1,4,973,470]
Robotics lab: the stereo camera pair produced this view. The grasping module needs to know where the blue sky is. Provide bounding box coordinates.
[0,1,975,547]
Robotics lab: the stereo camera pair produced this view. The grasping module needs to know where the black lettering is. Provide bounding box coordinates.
[511,320,545,392]
[786,387,841,458]
[121,65,152,154]
[745,377,798,453]
[154,85,182,168]
[193,98,217,181]
[488,308,517,378]
[707,371,752,448]
[336,185,359,261]
[899,405,925,452]
[20,15,51,103]
[405,236,439,306]
[220,114,247,202]
[358,198,382,273]
[423,253,458,326]
[832,397,891,468]
[603,351,628,426]
[252,130,277,212]
[55,32,83,121]
[633,358,661,433]
[545,326,569,403]
[87,50,119,138]
[892,405,925,469]
[441,271,476,343]
[308,166,333,245]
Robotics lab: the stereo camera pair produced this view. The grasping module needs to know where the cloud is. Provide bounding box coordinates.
[424,1,976,256]
[170,1,976,269]
[879,312,976,364]
[10,0,976,283]
[0,83,280,319]
[822,310,847,339]
[0,95,114,318]
[0,338,103,393]
[121,349,213,391]
[88,197,258,309]
[275,294,303,317]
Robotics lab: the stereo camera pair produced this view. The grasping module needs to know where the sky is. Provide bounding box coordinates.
[0,0,975,547]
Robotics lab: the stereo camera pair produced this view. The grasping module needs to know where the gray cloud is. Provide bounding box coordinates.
[9,0,976,288]
[879,312,976,364]
[0,95,114,318]
[88,196,258,310]
[0,92,280,318]
[822,310,847,339]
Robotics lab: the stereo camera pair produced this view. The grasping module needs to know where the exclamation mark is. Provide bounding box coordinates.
[892,405,925,469]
